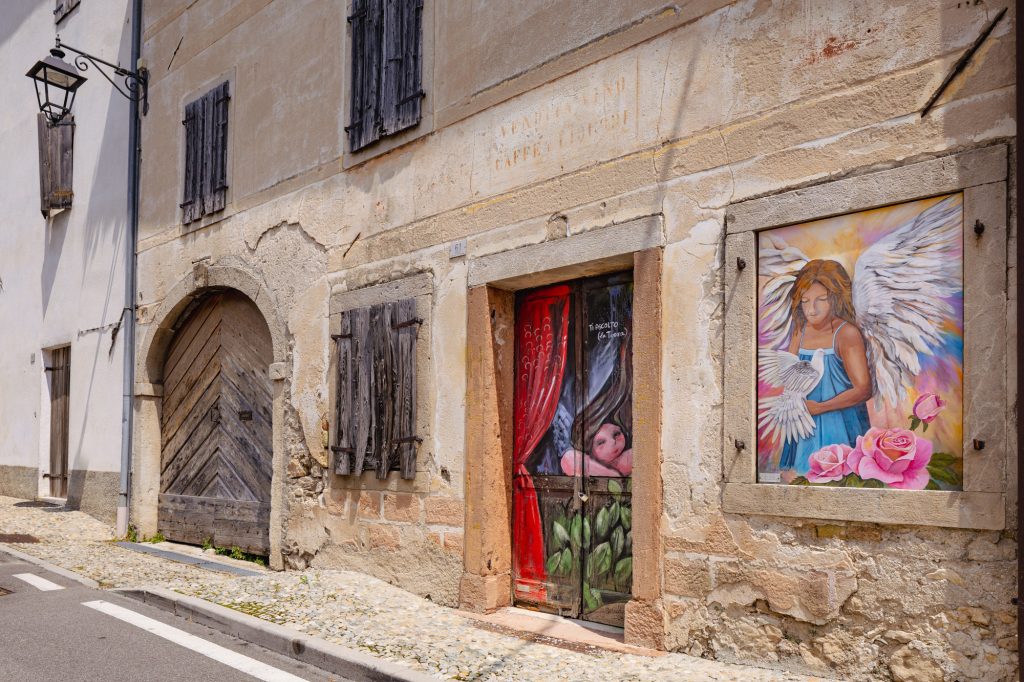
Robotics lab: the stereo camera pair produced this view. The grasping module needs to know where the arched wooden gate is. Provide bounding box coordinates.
[158,291,273,555]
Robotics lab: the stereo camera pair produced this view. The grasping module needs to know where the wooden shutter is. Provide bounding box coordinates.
[37,114,74,217]
[391,298,419,479]
[381,0,423,135]
[206,81,230,214]
[181,82,229,224]
[347,0,383,152]
[181,98,202,223]
[55,0,80,24]
[333,298,419,479]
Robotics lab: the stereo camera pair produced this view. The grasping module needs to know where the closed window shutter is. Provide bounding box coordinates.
[55,0,80,24]
[181,81,229,225]
[37,113,74,216]
[347,0,384,152]
[333,298,419,479]
[391,298,419,479]
[181,99,200,223]
[382,0,423,135]
[207,81,230,214]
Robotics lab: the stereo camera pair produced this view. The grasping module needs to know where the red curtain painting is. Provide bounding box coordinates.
[512,284,570,601]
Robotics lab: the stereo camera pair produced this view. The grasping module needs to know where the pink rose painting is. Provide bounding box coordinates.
[847,427,933,490]
[912,393,946,427]
[806,444,853,483]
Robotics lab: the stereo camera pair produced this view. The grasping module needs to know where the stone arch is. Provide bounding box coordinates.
[132,262,289,569]
[138,263,287,385]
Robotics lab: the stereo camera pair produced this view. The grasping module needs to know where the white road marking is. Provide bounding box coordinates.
[83,600,308,682]
[13,573,64,591]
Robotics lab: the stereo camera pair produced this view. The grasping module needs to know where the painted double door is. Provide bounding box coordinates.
[512,271,634,626]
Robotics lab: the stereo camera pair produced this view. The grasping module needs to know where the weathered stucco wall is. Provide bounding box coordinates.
[136,1,1017,679]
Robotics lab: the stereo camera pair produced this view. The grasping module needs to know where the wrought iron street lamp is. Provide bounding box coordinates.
[26,36,147,125]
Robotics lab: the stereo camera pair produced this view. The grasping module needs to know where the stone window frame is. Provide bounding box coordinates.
[328,272,434,492]
[722,145,1009,530]
[461,215,666,646]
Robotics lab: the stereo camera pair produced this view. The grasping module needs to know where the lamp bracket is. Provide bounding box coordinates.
[54,36,148,115]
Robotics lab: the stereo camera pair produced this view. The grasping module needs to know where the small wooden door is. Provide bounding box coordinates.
[512,272,634,627]
[47,346,71,498]
[159,292,273,555]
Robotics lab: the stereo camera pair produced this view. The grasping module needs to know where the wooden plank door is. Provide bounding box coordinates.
[47,346,71,498]
[159,292,273,555]
[511,272,634,626]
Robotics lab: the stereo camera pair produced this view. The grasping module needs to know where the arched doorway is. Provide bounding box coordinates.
[158,290,273,555]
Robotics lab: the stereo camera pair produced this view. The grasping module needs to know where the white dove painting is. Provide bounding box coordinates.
[756,193,965,491]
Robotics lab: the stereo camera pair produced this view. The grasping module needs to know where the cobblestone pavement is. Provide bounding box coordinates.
[0,497,827,681]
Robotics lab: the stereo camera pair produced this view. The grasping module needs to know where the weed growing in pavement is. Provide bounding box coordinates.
[300,574,309,585]
[125,525,138,542]
[143,532,166,544]
[211,544,266,567]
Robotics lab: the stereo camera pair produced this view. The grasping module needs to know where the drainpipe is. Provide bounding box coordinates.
[1016,0,1022,676]
[116,0,143,537]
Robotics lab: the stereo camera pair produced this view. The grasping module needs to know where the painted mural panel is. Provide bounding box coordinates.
[511,274,633,625]
[756,193,964,490]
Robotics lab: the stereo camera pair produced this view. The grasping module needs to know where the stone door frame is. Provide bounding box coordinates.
[461,216,668,647]
[133,262,290,568]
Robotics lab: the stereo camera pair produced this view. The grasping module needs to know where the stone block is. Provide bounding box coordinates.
[443,531,464,555]
[425,497,465,526]
[889,645,944,682]
[366,524,401,550]
[624,599,666,650]
[383,493,422,523]
[664,557,711,598]
[459,572,511,612]
[357,491,382,520]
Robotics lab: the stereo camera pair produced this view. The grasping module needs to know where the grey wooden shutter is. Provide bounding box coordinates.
[181,99,201,223]
[55,0,80,24]
[207,81,230,214]
[181,82,229,224]
[392,298,419,479]
[334,307,374,475]
[333,299,419,479]
[37,113,74,217]
[371,302,393,478]
[382,0,423,136]
[347,0,383,152]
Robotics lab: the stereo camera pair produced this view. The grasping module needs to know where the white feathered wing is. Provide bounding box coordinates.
[758,233,809,351]
[757,348,825,445]
[852,194,963,408]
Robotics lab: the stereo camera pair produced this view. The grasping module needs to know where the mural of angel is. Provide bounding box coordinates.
[756,194,965,490]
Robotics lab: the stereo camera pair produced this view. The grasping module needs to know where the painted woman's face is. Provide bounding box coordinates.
[591,423,626,463]
[800,281,832,325]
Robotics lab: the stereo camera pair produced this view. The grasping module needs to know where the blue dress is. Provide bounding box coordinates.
[779,322,871,475]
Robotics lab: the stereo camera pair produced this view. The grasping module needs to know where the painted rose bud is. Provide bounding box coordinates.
[805,443,853,483]
[847,427,933,490]
[912,393,946,423]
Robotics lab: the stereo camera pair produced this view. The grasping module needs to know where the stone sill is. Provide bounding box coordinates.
[722,483,1005,530]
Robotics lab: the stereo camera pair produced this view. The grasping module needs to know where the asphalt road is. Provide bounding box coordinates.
[0,548,348,682]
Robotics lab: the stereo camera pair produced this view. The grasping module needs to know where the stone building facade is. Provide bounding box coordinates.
[130,1,1018,680]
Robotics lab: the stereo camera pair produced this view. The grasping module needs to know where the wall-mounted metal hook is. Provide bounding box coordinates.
[736,257,747,271]
[972,439,985,451]
[734,439,746,451]
[974,220,985,236]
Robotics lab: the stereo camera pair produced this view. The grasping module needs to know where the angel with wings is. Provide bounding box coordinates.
[757,194,963,478]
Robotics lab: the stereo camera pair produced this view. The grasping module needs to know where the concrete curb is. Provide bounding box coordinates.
[0,544,101,588]
[117,586,438,682]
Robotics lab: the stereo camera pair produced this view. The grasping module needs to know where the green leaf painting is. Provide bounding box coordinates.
[595,507,610,542]
[552,518,570,549]
[614,557,633,589]
[610,526,625,561]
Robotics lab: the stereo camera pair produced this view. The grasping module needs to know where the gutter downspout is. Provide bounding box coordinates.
[116,0,143,537]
